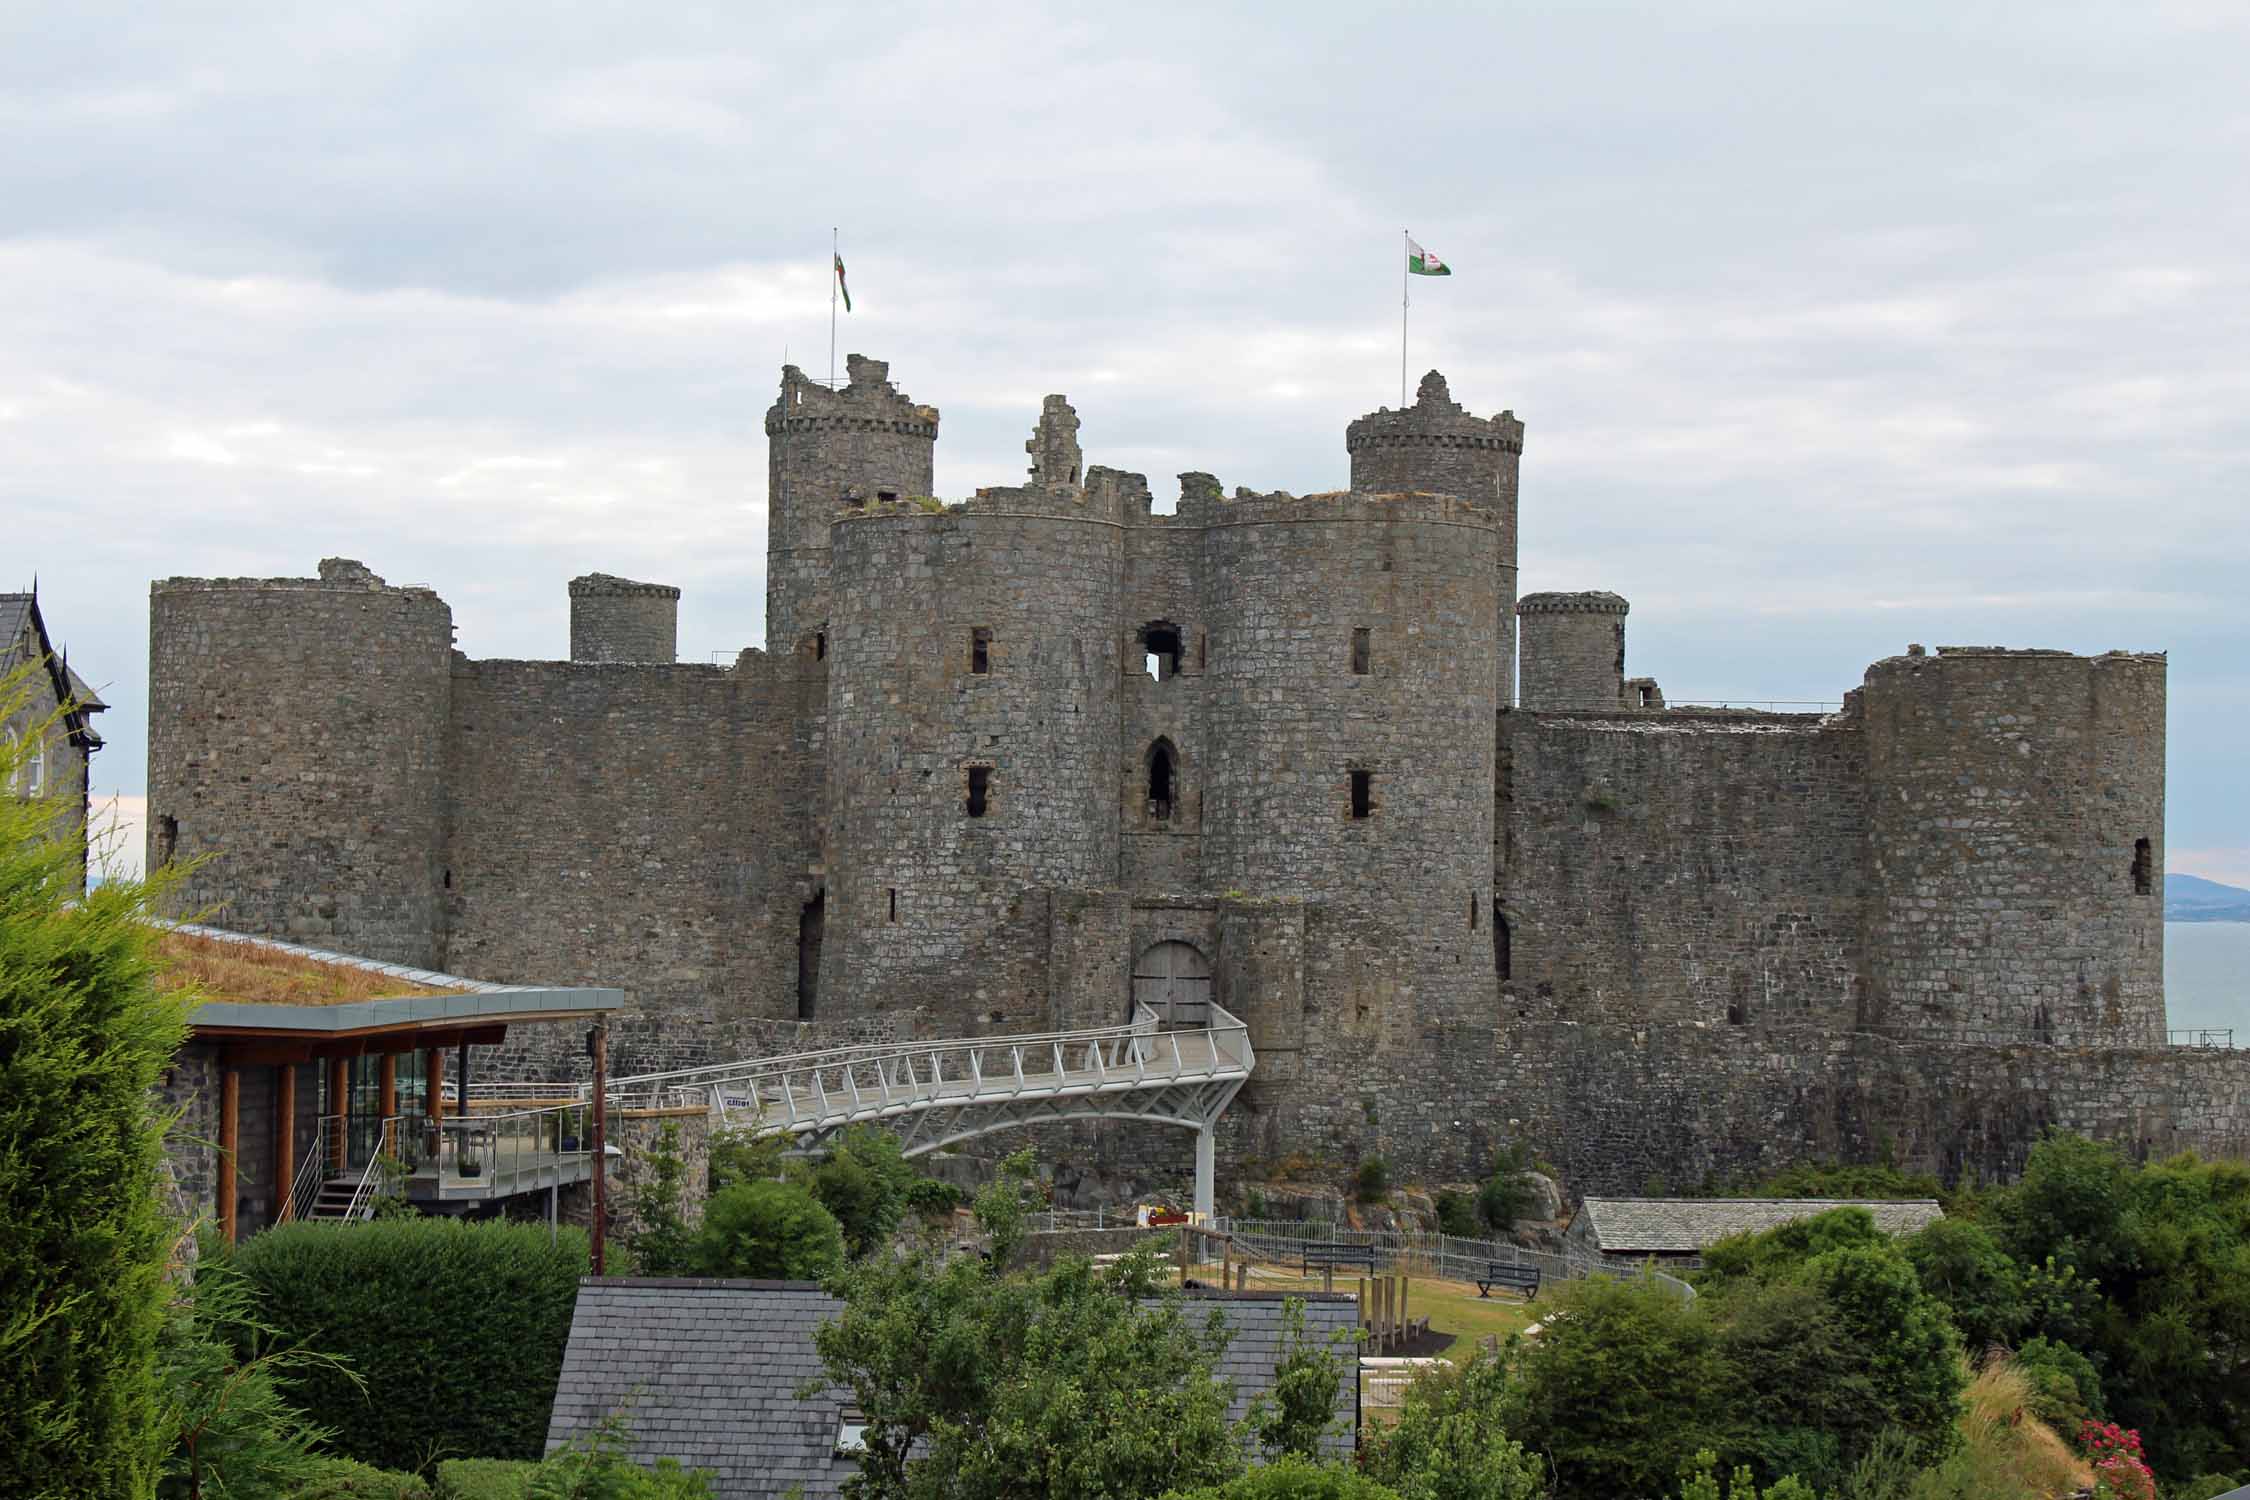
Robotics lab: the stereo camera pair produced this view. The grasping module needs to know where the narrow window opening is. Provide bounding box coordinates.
[877,490,898,503]
[1493,907,1511,981]
[1469,893,1479,930]
[1349,769,1373,820]
[153,814,179,870]
[443,867,453,891]
[1147,739,1176,820]
[887,887,897,923]
[970,627,992,674]
[815,631,827,661]
[966,766,990,818]
[1197,632,1208,670]
[1140,622,1184,681]
[1727,1003,1747,1025]
[2132,837,2152,895]
[1638,684,1653,707]
[1351,627,1372,675]
[797,890,825,1019]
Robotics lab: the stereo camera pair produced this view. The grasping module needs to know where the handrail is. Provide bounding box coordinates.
[340,1115,403,1221]
[278,1114,341,1226]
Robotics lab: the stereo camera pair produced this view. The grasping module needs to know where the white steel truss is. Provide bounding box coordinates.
[604,1003,1255,1217]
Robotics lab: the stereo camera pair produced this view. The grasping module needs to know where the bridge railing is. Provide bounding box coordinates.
[674,1003,1250,1134]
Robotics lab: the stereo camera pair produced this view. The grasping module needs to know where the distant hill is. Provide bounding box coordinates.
[2167,872,2250,923]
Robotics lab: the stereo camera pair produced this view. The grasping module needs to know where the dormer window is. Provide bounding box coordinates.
[835,1407,869,1455]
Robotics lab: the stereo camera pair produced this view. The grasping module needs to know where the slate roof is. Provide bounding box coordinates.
[0,595,28,655]
[1576,1197,1946,1254]
[547,1278,1360,1499]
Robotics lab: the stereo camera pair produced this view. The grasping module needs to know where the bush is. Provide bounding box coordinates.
[230,1218,587,1471]
[623,1121,694,1276]
[1476,1143,1539,1233]
[688,1180,845,1279]
[289,1456,435,1497]
[1353,1158,1389,1203]
[1432,1190,1478,1238]
[803,1126,920,1257]
[1901,1218,2025,1348]
[433,1458,535,1498]
[1166,1455,1402,1498]
[905,1176,964,1220]
[2012,1337,2103,1427]
[1358,1347,1545,1500]
[1,683,194,1497]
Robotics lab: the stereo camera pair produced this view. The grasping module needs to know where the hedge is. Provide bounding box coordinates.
[290,1455,435,1497]
[433,1457,535,1498]
[231,1218,588,1471]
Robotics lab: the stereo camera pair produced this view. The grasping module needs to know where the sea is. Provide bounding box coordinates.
[2165,922,2250,1039]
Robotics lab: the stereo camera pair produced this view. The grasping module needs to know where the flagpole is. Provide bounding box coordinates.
[1400,229,1409,408]
[829,227,838,389]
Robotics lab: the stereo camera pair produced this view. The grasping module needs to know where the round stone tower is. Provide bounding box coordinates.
[1860,647,2167,1046]
[1199,488,1502,1156]
[568,573,680,663]
[1516,591,1629,711]
[1345,372,1523,703]
[147,558,453,967]
[819,467,1124,1027]
[763,355,939,658]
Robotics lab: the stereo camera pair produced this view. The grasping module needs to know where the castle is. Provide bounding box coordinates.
[146,356,2250,1194]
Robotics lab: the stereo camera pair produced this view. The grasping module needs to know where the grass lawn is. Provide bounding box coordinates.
[1178,1259,1541,1359]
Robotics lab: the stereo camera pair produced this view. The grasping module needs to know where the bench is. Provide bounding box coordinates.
[1299,1243,1379,1276]
[1475,1262,1541,1301]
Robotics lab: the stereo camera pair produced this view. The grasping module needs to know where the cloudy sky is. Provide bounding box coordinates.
[5,1,2246,885]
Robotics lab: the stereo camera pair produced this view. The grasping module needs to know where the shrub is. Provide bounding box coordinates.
[688,1180,845,1279]
[1244,1298,1351,1461]
[0,684,193,1497]
[1676,1451,1820,1500]
[288,1457,435,1497]
[803,1126,920,1256]
[1901,1218,2025,1348]
[905,1176,964,1220]
[623,1121,694,1275]
[1166,1455,1402,1498]
[1358,1347,1545,1500]
[433,1457,535,1498]
[1353,1158,1389,1203]
[2012,1336,2104,1427]
[230,1218,587,1471]
[1476,1143,1539,1232]
[1432,1190,1478,1238]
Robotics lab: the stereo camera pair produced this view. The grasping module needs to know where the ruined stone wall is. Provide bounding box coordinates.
[443,652,815,1080]
[1862,649,2166,1047]
[764,356,939,658]
[1500,709,1868,1029]
[568,574,680,664]
[1517,592,1629,712]
[148,561,452,966]
[822,486,1124,1033]
[1120,474,1209,894]
[1488,1018,2250,1197]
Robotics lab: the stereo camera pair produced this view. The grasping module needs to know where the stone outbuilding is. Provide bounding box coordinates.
[1565,1197,1947,1264]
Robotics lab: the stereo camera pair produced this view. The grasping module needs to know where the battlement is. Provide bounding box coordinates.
[763,355,939,439]
[151,557,445,605]
[569,573,680,601]
[1345,371,1524,456]
[1176,481,1499,530]
[1518,590,1630,616]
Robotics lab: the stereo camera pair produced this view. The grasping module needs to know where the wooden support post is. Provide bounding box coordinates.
[424,1047,445,1160]
[378,1053,397,1129]
[590,1015,609,1277]
[1357,1276,1367,1342]
[1400,1275,1410,1341]
[1221,1241,1231,1289]
[1177,1225,1189,1283]
[1323,1262,1334,1294]
[327,1057,348,1174]
[218,1068,239,1245]
[273,1063,295,1225]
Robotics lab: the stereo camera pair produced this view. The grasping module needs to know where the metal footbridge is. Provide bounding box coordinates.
[602,1002,1256,1217]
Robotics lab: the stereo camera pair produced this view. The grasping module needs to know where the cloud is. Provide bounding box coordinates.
[3,0,2247,865]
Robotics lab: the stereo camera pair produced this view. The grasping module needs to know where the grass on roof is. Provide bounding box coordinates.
[156,930,466,1007]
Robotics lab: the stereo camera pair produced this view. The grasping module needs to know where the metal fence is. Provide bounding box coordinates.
[2169,1029,2237,1048]
[1212,1217,1697,1303]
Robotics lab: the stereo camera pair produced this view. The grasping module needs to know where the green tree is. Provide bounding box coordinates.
[706,1122,789,1193]
[1901,1218,2026,1349]
[1,682,193,1498]
[1676,1450,1820,1500]
[624,1122,694,1276]
[1243,1298,1352,1462]
[688,1180,846,1280]
[1476,1143,1539,1234]
[811,1153,1242,1500]
[1358,1347,1545,1500]
[1504,1275,1731,1498]
[156,1250,358,1500]
[804,1127,921,1258]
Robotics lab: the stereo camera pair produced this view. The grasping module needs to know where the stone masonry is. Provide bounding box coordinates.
[145,355,2247,1199]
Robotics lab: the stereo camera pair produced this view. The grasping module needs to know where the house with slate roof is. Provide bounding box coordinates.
[1566,1197,1947,1264]
[2,588,106,892]
[545,1278,1361,1498]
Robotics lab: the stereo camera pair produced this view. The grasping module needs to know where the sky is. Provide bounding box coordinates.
[4,1,2246,886]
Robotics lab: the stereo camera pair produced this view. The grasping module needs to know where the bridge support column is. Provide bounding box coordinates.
[1194,1125,1215,1223]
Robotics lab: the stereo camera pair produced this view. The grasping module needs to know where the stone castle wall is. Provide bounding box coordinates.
[142,355,2207,1197]
[149,560,452,967]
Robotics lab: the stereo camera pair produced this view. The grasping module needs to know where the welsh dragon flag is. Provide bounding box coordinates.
[834,252,852,312]
[1407,236,1451,276]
